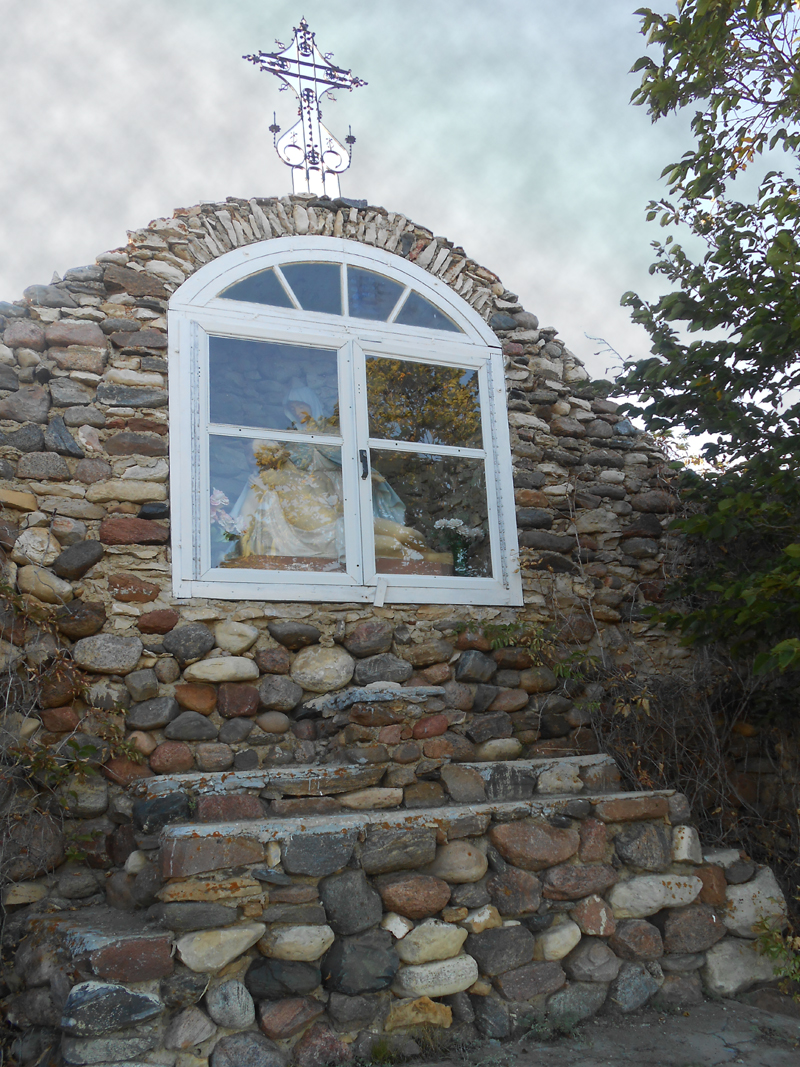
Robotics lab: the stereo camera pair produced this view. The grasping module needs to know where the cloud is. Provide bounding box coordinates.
[0,0,689,378]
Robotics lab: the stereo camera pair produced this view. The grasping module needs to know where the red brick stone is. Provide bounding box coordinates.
[456,630,492,652]
[541,864,618,900]
[150,741,194,774]
[349,703,403,727]
[174,683,217,714]
[572,894,616,936]
[292,720,316,741]
[594,796,669,822]
[292,1022,353,1067]
[127,417,168,435]
[557,615,595,644]
[104,431,168,457]
[420,662,451,684]
[375,873,450,918]
[101,757,154,786]
[661,904,727,954]
[378,725,405,744]
[342,619,394,657]
[493,961,566,1001]
[89,934,173,982]
[258,997,325,1040]
[161,836,266,878]
[108,572,161,601]
[137,609,179,634]
[45,320,105,347]
[99,518,169,546]
[487,689,529,713]
[696,865,727,906]
[412,714,448,739]
[39,706,79,732]
[218,683,259,718]
[254,646,292,674]
[514,489,551,508]
[579,817,608,862]
[4,319,45,350]
[609,919,663,960]
[489,821,579,872]
[422,737,453,759]
[492,647,534,670]
[195,795,265,822]
[39,666,81,709]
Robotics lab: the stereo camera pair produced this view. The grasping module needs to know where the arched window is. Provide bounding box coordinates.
[168,237,521,606]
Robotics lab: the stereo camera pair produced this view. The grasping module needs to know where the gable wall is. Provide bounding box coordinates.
[0,192,685,872]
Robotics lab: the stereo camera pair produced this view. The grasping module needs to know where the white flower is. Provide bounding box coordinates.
[434,518,465,530]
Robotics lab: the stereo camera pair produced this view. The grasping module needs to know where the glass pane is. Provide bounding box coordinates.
[395,291,462,332]
[210,435,345,572]
[347,267,404,321]
[209,337,340,433]
[366,357,482,447]
[219,269,293,308]
[281,263,341,315]
[370,450,491,577]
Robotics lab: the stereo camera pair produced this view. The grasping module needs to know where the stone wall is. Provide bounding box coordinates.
[8,759,788,1066]
[0,193,769,1066]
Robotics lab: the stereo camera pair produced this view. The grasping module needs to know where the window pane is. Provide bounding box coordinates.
[219,269,293,308]
[370,450,491,577]
[209,337,340,433]
[210,435,345,572]
[347,267,404,321]
[281,263,341,315]
[395,291,462,332]
[366,357,482,447]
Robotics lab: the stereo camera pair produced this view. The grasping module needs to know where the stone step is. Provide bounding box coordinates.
[158,789,677,847]
[137,752,620,800]
[154,785,684,897]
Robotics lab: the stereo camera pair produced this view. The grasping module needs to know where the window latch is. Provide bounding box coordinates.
[359,449,369,480]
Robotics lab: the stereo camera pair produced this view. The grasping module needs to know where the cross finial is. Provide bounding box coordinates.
[244,16,367,198]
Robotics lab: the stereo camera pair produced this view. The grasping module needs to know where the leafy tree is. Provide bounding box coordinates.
[365,358,482,447]
[618,0,800,676]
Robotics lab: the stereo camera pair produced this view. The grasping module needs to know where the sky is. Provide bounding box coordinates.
[0,0,691,381]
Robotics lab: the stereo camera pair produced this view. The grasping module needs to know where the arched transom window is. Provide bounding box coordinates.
[168,237,521,606]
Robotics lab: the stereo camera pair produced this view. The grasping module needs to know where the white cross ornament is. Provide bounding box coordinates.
[245,17,367,198]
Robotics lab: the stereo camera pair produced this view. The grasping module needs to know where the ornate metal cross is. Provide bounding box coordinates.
[244,17,367,198]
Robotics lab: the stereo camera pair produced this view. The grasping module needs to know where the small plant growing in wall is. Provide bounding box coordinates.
[755,914,800,999]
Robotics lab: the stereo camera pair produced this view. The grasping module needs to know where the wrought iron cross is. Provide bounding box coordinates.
[244,17,366,198]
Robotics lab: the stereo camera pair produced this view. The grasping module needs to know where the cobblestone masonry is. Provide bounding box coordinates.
[0,194,786,1065]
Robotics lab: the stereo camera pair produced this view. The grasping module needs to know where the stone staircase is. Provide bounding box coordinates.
[9,752,789,1067]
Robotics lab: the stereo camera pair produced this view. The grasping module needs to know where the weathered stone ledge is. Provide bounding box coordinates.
[157,789,676,845]
[140,754,619,798]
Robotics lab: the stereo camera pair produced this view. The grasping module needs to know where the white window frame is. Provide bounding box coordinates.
[168,237,522,606]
